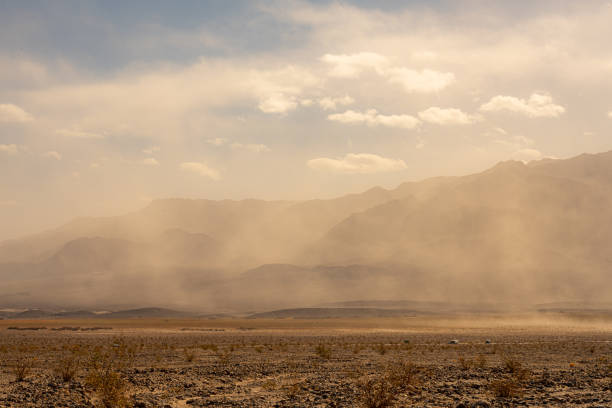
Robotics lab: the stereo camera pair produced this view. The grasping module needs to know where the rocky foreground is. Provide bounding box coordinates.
[0,321,610,407]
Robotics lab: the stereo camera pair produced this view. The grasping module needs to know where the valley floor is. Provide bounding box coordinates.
[0,316,610,407]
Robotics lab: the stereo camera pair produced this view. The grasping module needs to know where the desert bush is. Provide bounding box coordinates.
[475,354,487,369]
[374,343,387,355]
[183,348,196,362]
[86,347,132,408]
[385,360,421,392]
[501,355,523,373]
[11,356,35,381]
[357,360,422,407]
[458,356,472,370]
[315,344,332,360]
[358,376,396,408]
[489,376,523,398]
[215,347,233,365]
[54,354,80,382]
[88,369,129,408]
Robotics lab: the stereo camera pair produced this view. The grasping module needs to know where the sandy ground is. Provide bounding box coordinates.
[0,316,610,407]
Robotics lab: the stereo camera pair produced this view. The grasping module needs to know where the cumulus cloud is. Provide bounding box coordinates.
[480,93,565,118]
[179,162,220,180]
[300,99,314,107]
[608,111,612,118]
[258,93,298,114]
[0,103,33,123]
[321,53,454,93]
[230,143,271,153]
[321,52,388,78]
[318,95,355,111]
[56,128,104,139]
[418,107,479,125]
[384,68,455,93]
[142,158,159,166]
[142,146,160,154]
[511,148,543,162]
[252,65,319,114]
[0,144,19,155]
[328,109,420,129]
[42,151,61,160]
[308,153,407,174]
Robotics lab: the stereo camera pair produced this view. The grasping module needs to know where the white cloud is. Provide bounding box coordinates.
[0,144,18,155]
[56,128,104,139]
[308,153,407,174]
[42,151,61,160]
[207,138,227,146]
[231,143,271,153]
[252,65,319,114]
[480,93,565,118]
[321,52,389,78]
[0,104,33,123]
[0,200,18,206]
[328,109,420,129]
[142,146,160,154]
[608,111,612,118]
[320,53,454,93]
[258,93,298,114]
[300,99,314,107]
[511,148,543,162]
[418,107,479,125]
[179,162,220,180]
[142,158,159,166]
[318,95,355,111]
[385,68,455,93]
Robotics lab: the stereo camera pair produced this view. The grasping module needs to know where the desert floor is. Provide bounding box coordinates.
[0,315,610,407]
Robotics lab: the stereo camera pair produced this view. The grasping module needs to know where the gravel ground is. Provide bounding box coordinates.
[0,321,610,407]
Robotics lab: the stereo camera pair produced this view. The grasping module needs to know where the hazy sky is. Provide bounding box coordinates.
[2,0,612,240]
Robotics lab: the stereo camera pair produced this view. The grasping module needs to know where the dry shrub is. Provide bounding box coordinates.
[315,344,332,360]
[374,343,387,355]
[183,348,196,362]
[475,354,487,369]
[12,356,35,382]
[458,356,472,370]
[358,360,422,407]
[358,376,396,408]
[215,347,233,365]
[501,355,523,373]
[86,345,133,408]
[489,376,523,398]
[385,361,421,392]
[88,369,130,408]
[54,354,80,382]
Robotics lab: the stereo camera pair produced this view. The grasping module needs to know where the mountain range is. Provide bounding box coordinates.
[1,151,611,312]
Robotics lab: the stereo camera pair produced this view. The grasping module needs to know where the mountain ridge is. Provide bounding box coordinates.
[2,151,611,310]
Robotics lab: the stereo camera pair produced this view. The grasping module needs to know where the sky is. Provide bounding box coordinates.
[1,0,612,240]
